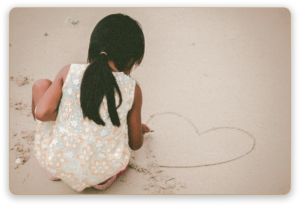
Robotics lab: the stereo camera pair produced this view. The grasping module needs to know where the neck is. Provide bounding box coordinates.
[108,60,119,72]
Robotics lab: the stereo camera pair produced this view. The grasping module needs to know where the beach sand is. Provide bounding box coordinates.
[9,8,291,194]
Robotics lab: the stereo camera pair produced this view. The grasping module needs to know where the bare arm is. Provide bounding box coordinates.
[127,83,146,150]
[35,64,70,121]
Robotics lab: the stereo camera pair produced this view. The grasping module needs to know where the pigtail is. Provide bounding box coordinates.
[80,53,123,126]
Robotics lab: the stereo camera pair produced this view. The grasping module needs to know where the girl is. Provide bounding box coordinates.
[31,13,150,192]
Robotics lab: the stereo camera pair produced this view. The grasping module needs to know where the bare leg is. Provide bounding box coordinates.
[31,79,52,120]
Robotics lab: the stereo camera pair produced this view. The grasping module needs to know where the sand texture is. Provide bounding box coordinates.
[9,8,291,194]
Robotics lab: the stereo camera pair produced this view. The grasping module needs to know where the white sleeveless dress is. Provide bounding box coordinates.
[34,63,136,192]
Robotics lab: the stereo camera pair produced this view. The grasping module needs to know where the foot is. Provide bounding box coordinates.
[116,165,128,178]
[93,175,117,190]
[93,165,128,190]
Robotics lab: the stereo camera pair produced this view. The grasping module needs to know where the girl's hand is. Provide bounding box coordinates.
[141,123,150,135]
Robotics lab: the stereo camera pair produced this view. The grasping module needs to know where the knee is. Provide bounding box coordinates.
[32,79,52,91]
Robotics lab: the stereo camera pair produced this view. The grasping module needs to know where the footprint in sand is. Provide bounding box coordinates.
[9,98,32,117]
[10,76,33,87]
[11,131,35,169]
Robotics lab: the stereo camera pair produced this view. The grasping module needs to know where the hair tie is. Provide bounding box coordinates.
[100,52,107,56]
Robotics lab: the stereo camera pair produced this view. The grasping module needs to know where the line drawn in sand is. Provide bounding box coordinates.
[128,112,256,193]
[144,112,256,168]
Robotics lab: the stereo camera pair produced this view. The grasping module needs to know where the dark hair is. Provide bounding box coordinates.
[80,13,145,126]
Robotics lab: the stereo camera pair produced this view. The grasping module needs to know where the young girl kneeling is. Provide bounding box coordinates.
[31,13,150,192]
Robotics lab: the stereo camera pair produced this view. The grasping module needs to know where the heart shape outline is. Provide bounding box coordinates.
[145,112,256,168]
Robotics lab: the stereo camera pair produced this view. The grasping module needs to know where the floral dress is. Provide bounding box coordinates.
[34,64,136,192]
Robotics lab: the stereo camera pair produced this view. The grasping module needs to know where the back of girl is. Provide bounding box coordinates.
[32,13,150,192]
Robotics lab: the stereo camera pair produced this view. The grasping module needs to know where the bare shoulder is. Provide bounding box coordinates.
[135,82,142,96]
[133,82,142,106]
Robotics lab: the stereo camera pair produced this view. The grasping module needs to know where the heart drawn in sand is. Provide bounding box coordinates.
[145,112,255,168]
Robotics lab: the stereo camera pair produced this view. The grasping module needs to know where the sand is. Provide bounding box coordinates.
[9,8,291,194]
